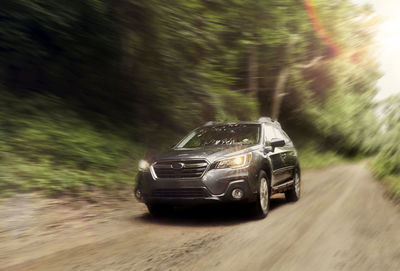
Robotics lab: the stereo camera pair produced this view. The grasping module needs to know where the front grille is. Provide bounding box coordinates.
[152,188,207,198]
[153,160,208,179]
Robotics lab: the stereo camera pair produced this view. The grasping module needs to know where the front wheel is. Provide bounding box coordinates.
[285,170,301,202]
[250,171,271,219]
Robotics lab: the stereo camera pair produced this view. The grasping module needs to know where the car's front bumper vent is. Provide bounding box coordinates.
[152,188,208,198]
[152,160,208,179]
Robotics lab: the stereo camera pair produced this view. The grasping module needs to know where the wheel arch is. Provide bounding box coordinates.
[260,160,273,183]
[295,163,301,178]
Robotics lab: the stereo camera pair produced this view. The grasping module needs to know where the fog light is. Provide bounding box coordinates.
[232,188,244,199]
[135,188,143,201]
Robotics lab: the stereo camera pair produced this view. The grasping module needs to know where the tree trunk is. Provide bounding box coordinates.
[271,67,289,121]
[271,56,322,121]
[248,44,258,96]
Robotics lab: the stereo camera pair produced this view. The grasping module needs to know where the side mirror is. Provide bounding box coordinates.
[270,138,285,152]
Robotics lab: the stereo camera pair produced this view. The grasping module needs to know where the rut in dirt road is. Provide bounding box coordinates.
[3,162,400,271]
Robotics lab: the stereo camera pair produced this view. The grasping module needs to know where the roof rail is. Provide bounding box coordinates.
[258,117,281,127]
[203,121,220,126]
[258,117,273,123]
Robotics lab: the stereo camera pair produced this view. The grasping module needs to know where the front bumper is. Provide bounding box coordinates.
[135,168,255,204]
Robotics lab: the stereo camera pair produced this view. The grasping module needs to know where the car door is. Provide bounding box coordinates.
[280,129,297,170]
[272,127,293,183]
[264,124,286,186]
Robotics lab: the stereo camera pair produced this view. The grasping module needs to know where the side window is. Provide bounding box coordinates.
[273,127,285,141]
[273,127,291,143]
[281,130,292,143]
[264,125,275,144]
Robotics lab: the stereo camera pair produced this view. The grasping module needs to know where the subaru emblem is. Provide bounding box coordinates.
[171,162,184,169]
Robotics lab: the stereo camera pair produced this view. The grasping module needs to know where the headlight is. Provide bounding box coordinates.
[138,160,150,171]
[216,153,252,169]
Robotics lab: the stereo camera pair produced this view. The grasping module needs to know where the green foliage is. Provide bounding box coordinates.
[0,90,144,195]
[0,0,118,88]
[280,54,380,156]
[381,175,400,202]
[0,0,383,195]
[371,96,400,178]
[369,96,400,202]
[297,144,345,169]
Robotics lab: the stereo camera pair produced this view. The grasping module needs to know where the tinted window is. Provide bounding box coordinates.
[273,128,285,139]
[281,130,292,142]
[264,125,275,143]
[177,124,261,148]
[273,127,291,143]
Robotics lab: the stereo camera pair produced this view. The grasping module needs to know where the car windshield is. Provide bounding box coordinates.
[176,124,260,148]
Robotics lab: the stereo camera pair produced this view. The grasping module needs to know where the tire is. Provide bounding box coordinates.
[285,169,301,202]
[146,203,173,217]
[250,171,271,219]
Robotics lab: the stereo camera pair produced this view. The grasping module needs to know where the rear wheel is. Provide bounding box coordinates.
[250,171,270,219]
[285,170,301,202]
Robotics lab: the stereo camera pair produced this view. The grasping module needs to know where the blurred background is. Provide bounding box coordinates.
[0,0,398,198]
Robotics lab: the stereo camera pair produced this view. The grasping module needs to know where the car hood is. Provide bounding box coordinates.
[150,145,256,163]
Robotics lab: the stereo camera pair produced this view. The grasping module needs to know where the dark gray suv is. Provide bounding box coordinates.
[134,117,301,218]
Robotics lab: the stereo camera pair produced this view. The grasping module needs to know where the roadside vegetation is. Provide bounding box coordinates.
[0,0,385,196]
[370,97,400,202]
[298,145,345,169]
[0,90,146,196]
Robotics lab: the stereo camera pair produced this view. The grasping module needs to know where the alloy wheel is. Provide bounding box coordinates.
[260,177,269,212]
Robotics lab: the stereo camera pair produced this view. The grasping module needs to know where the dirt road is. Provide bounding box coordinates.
[2,162,400,271]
